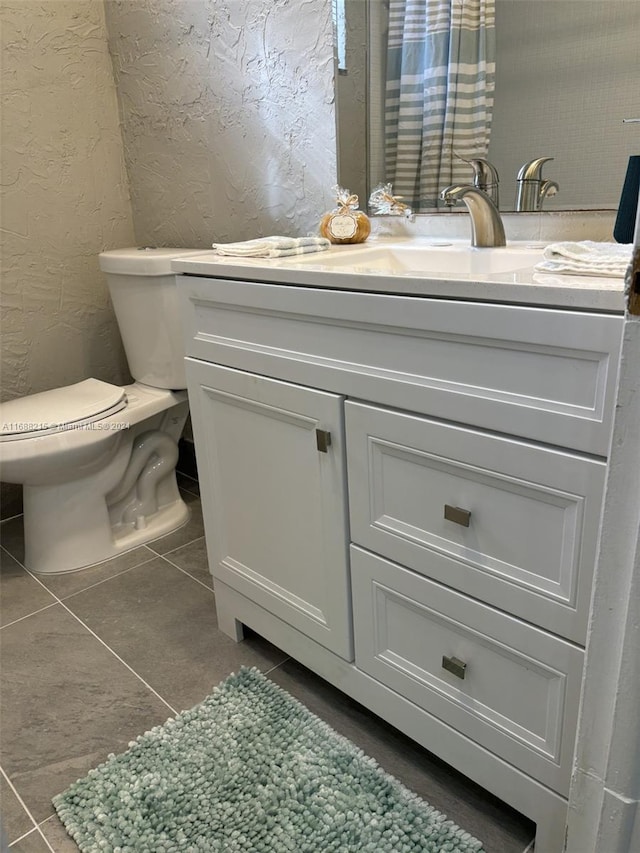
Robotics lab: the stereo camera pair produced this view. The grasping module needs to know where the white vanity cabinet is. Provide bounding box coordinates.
[178,272,624,853]
[185,359,353,660]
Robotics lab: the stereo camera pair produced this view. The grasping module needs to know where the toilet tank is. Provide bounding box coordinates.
[99,248,204,390]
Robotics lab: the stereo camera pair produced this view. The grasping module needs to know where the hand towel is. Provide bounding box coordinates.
[212,236,331,259]
[534,241,632,278]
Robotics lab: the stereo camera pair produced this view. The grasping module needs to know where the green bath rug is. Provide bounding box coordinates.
[53,667,485,852]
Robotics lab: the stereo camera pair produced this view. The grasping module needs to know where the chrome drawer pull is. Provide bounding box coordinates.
[442,655,467,680]
[444,504,471,527]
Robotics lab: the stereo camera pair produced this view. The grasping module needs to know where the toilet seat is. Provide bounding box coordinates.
[0,378,127,442]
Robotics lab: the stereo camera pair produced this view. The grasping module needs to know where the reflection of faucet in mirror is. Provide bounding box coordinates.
[456,153,500,209]
[439,185,506,248]
[515,157,559,212]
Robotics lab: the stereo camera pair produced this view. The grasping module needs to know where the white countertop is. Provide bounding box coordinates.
[171,237,627,313]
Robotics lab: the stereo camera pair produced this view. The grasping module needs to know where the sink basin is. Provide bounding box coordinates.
[296,243,545,277]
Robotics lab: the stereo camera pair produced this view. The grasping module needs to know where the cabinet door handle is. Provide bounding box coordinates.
[444,504,471,527]
[442,655,467,680]
[316,429,332,453]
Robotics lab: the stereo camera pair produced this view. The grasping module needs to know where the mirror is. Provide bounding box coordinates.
[336,0,640,212]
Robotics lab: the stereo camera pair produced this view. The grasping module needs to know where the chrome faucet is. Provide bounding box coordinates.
[515,157,559,212]
[456,154,500,208]
[440,185,506,247]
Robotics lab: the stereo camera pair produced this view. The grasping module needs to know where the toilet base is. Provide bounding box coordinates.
[6,387,191,574]
[24,484,190,574]
[28,497,190,575]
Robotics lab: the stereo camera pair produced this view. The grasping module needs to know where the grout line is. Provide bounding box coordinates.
[37,813,72,844]
[159,551,214,593]
[0,548,157,625]
[58,599,179,717]
[263,658,292,677]
[0,511,24,525]
[177,478,200,497]
[146,533,205,559]
[0,767,54,852]
[1,601,59,631]
[58,552,161,602]
[9,828,55,852]
[8,829,34,846]
[20,567,179,718]
[0,543,23,563]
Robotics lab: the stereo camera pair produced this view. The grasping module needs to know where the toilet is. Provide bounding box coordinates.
[0,248,204,574]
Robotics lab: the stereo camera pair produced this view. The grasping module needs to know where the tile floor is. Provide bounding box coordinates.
[0,473,536,852]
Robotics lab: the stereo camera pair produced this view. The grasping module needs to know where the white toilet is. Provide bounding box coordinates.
[0,248,204,574]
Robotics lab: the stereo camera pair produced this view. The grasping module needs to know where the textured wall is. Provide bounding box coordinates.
[104,0,338,246]
[0,0,136,404]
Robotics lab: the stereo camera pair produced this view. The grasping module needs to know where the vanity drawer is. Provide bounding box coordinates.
[178,277,622,455]
[345,401,606,644]
[351,546,584,794]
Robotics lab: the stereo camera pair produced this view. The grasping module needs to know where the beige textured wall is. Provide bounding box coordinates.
[103,0,338,247]
[0,0,135,405]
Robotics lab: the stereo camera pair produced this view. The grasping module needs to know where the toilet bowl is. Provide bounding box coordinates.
[0,248,204,574]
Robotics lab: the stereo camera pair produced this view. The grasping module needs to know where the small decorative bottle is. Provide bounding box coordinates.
[320,185,371,244]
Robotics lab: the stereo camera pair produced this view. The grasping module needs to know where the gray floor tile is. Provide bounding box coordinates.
[0,482,23,521]
[268,659,536,853]
[163,536,212,588]
[1,774,35,845]
[63,558,288,712]
[0,516,25,564]
[0,551,56,628]
[8,828,51,852]
[176,472,200,497]
[38,815,80,852]
[1,461,537,853]
[37,546,156,600]
[0,604,173,824]
[146,490,205,555]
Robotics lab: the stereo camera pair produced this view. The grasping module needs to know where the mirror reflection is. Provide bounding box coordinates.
[336,0,640,213]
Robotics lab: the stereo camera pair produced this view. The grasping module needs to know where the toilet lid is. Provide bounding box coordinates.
[0,379,128,441]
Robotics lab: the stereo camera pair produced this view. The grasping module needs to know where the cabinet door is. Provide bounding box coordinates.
[186,359,353,660]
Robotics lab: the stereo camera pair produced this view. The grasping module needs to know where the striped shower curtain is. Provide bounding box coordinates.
[385,0,495,210]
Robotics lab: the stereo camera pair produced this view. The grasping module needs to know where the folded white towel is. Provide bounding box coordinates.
[534,241,632,278]
[212,236,331,259]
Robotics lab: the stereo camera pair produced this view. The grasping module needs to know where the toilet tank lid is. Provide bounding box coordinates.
[98,248,205,276]
[0,379,127,441]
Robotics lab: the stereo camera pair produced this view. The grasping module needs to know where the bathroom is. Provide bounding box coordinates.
[1,1,639,852]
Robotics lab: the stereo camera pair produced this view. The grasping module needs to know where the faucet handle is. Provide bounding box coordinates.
[517,157,554,181]
[470,158,500,208]
[468,157,500,184]
[455,153,500,208]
